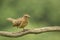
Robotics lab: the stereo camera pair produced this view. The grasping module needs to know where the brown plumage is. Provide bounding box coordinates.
[7,14,30,30]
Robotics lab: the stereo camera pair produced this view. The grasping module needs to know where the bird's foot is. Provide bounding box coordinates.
[22,29,29,32]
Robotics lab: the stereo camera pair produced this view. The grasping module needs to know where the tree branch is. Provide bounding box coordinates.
[0,26,60,37]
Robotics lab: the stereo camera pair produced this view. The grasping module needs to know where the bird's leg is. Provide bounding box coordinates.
[23,27,25,31]
[17,26,18,29]
[22,27,27,32]
[22,27,29,32]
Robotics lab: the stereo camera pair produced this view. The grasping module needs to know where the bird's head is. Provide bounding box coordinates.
[23,14,30,18]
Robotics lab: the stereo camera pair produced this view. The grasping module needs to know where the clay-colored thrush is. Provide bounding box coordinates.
[7,14,30,30]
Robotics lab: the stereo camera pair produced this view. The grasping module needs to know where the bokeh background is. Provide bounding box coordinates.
[0,0,60,40]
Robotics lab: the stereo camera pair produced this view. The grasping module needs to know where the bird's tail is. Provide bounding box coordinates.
[7,18,15,22]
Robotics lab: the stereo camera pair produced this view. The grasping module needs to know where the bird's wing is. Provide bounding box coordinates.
[17,18,24,27]
[16,18,22,25]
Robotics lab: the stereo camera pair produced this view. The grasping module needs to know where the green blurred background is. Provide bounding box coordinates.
[0,0,60,40]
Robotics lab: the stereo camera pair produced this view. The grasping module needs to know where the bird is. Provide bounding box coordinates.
[7,14,30,31]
